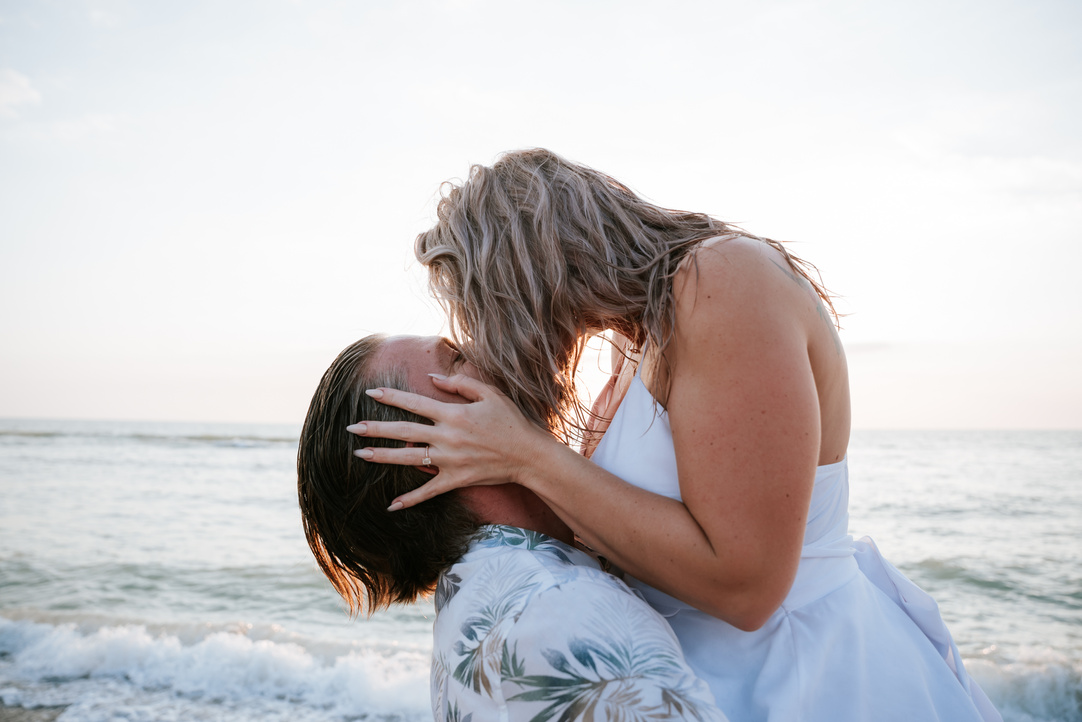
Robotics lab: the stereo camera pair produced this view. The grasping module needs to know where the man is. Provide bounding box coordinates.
[298,334,727,722]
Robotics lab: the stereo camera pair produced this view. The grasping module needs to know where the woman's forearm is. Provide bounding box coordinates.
[519,432,796,631]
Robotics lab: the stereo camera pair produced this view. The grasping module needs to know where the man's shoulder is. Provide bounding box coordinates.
[430,527,729,722]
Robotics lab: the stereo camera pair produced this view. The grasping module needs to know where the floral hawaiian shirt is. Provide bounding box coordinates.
[430,525,728,722]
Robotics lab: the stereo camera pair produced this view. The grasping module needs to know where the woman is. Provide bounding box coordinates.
[351,149,1000,721]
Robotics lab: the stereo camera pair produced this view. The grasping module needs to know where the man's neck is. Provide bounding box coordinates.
[459,485,574,545]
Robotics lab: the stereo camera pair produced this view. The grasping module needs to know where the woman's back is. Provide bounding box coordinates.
[642,236,850,466]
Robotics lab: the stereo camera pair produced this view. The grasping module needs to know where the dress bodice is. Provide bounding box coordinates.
[588,372,1001,721]
[591,373,853,559]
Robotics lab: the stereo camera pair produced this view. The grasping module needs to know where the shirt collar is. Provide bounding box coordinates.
[463,524,602,570]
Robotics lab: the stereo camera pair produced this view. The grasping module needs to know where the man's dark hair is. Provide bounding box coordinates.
[297,334,480,615]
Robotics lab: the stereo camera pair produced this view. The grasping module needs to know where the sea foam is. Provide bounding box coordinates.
[966,648,1082,722]
[0,616,431,721]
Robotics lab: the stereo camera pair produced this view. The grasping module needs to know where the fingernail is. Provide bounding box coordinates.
[346,423,367,434]
[386,501,404,512]
[365,389,383,399]
[428,373,447,380]
[353,449,374,459]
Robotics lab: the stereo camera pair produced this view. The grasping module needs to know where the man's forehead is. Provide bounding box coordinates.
[372,337,422,372]
[370,336,460,402]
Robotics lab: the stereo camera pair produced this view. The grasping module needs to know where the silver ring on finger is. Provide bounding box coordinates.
[422,446,432,466]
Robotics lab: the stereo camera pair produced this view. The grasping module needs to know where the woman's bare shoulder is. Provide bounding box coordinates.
[673,235,802,318]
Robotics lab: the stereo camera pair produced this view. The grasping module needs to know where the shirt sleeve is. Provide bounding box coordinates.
[492,575,728,722]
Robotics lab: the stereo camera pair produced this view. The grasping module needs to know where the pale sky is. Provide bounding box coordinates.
[1,0,1079,428]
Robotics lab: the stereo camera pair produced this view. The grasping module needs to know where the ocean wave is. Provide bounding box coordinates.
[1,617,1079,722]
[908,558,1082,613]
[0,428,298,447]
[910,558,1020,593]
[0,617,431,721]
[968,647,1082,722]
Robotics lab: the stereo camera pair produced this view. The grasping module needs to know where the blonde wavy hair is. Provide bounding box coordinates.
[415,148,833,441]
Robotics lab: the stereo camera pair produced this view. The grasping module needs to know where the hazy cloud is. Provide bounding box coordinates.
[48,113,122,142]
[0,69,41,118]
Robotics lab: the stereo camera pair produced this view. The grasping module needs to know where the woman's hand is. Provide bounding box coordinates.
[347,374,558,510]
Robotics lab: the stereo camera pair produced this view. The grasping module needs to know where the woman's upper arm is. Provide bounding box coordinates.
[666,238,821,614]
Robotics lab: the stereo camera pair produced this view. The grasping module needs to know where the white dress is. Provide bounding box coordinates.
[590,373,1001,722]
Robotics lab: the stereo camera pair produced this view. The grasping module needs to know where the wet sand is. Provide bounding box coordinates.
[0,704,68,722]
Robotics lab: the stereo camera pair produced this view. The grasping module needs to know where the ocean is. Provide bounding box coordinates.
[0,419,1079,721]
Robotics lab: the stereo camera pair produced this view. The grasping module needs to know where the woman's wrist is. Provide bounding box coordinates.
[513,428,570,491]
